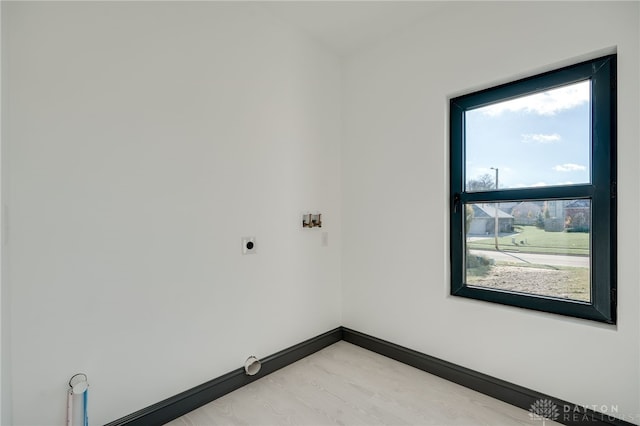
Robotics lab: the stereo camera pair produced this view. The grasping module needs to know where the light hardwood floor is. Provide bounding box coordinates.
[167,341,560,425]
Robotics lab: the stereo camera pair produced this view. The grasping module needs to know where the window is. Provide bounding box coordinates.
[450,55,616,323]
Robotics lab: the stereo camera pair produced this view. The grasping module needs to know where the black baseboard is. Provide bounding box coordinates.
[104,327,342,426]
[342,327,635,426]
[106,326,635,426]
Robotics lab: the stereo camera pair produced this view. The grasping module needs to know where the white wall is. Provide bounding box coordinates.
[3,2,342,424]
[343,1,639,423]
[0,2,7,424]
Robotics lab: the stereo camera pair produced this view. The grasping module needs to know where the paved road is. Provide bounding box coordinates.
[470,249,589,268]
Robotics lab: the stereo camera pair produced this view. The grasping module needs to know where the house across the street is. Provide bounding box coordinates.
[468,204,514,235]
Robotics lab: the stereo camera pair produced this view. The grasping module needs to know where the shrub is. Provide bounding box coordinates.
[566,226,590,233]
[467,253,494,268]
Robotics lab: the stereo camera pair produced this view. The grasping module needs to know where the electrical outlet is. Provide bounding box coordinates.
[242,237,256,254]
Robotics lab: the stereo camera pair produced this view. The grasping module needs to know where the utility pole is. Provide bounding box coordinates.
[491,167,499,250]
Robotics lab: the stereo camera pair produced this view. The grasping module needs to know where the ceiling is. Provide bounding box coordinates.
[261,1,446,57]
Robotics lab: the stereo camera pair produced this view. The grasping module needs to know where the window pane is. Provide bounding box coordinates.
[465,81,591,191]
[464,199,591,302]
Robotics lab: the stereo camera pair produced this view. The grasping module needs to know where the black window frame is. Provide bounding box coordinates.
[450,55,617,324]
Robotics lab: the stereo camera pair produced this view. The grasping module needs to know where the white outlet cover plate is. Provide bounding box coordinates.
[242,237,256,254]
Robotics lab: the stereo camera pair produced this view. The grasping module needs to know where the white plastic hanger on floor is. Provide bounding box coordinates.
[67,373,89,426]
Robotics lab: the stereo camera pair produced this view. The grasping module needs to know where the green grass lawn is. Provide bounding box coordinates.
[467,225,589,256]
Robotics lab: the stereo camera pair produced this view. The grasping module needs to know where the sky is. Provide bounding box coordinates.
[465,80,590,190]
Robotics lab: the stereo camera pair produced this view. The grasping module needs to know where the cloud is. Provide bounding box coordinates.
[522,133,561,144]
[479,80,590,116]
[553,163,587,172]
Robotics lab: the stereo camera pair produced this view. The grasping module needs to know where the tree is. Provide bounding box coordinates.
[465,204,474,235]
[467,173,495,191]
